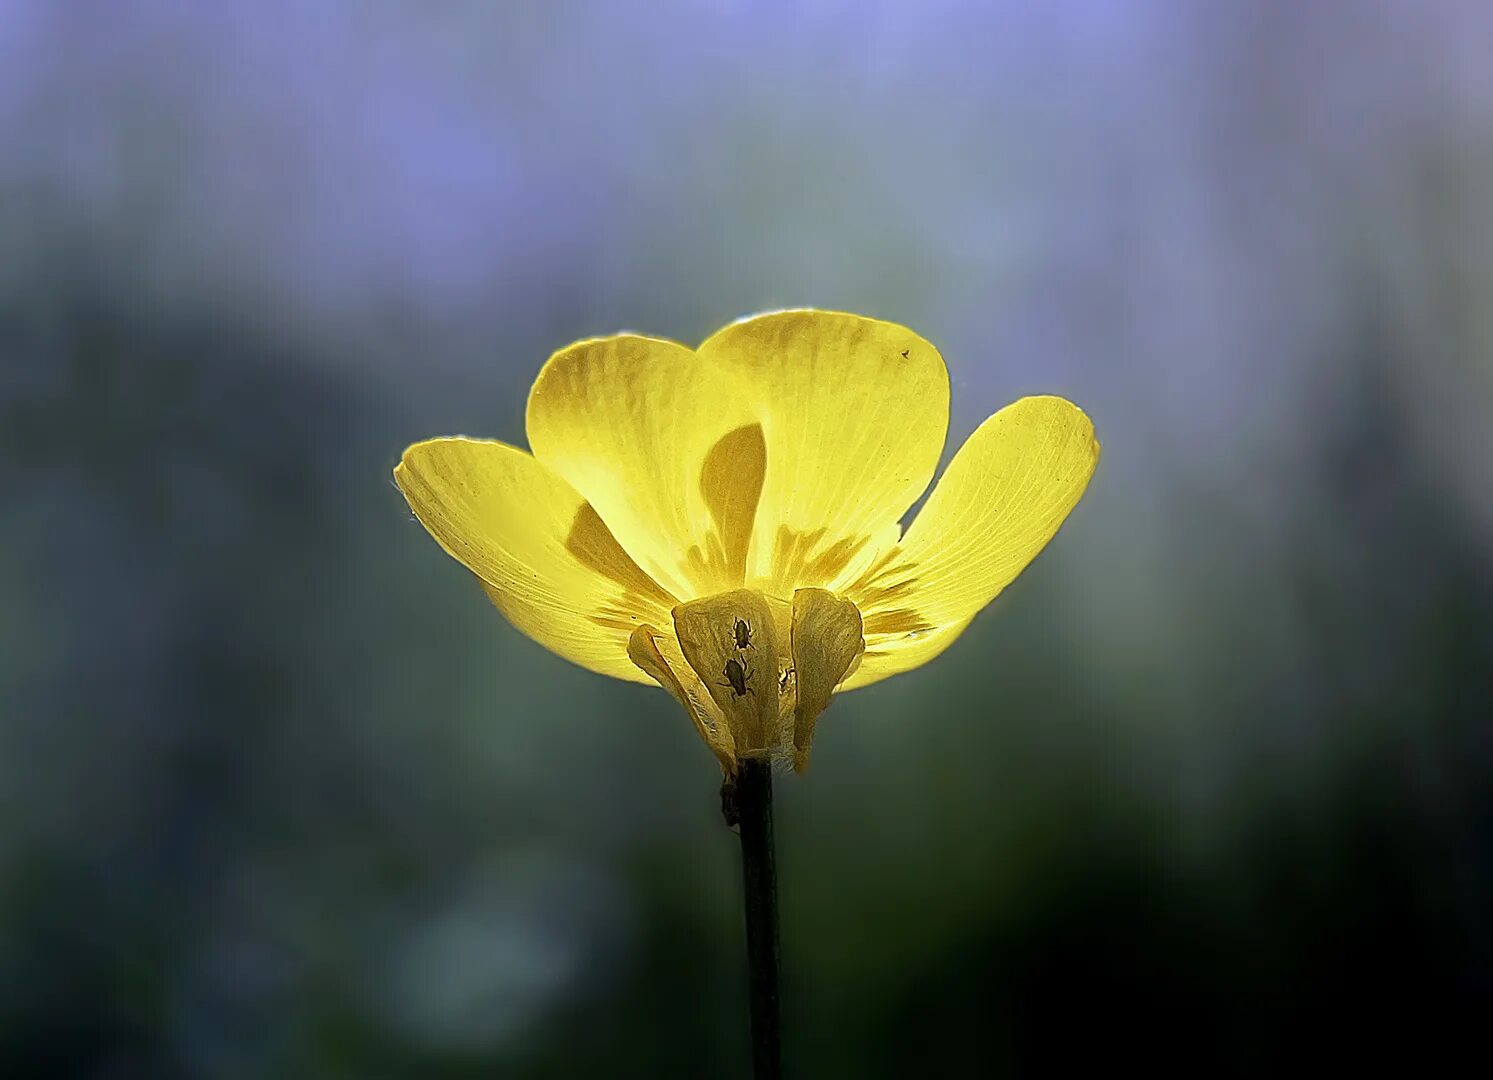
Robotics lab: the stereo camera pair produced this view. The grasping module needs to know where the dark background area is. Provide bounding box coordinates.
[3,2,1491,1076]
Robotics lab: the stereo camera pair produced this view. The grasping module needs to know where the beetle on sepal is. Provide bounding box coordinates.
[720,656,755,697]
[732,618,754,651]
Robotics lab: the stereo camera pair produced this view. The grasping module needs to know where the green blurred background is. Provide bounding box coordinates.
[3,2,1491,1076]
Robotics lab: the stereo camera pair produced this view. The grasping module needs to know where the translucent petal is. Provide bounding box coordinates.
[696,311,950,596]
[395,437,677,683]
[526,334,764,599]
[839,617,972,691]
[788,588,865,772]
[841,396,1099,684]
[672,589,782,757]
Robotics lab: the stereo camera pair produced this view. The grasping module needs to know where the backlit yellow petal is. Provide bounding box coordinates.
[697,311,949,596]
[788,588,865,772]
[395,437,677,683]
[526,334,764,599]
[839,617,971,691]
[842,396,1098,685]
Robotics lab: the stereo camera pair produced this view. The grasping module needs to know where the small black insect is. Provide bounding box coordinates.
[720,657,755,698]
[900,349,910,359]
[732,618,754,650]
[720,774,741,830]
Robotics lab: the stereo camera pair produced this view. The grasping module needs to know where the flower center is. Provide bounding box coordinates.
[673,589,793,756]
[629,586,866,773]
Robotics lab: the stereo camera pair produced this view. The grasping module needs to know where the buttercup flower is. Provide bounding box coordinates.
[395,310,1098,774]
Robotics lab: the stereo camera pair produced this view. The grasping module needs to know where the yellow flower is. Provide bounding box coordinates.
[395,310,1099,774]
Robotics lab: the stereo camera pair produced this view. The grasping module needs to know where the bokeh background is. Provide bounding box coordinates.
[4,2,1492,1076]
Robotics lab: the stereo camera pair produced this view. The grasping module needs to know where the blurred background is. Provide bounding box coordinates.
[3,1,1491,1076]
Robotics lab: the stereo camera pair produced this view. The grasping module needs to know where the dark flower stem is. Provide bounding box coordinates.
[726,758,782,1079]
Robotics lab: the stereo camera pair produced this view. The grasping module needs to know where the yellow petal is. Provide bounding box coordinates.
[395,437,677,683]
[842,396,1098,688]
[628,625,736,772]
[672,589,782,757]
[839,617,971,691]
[697,311,949,596]
[788,588,865,772]
[526,334,764,599]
